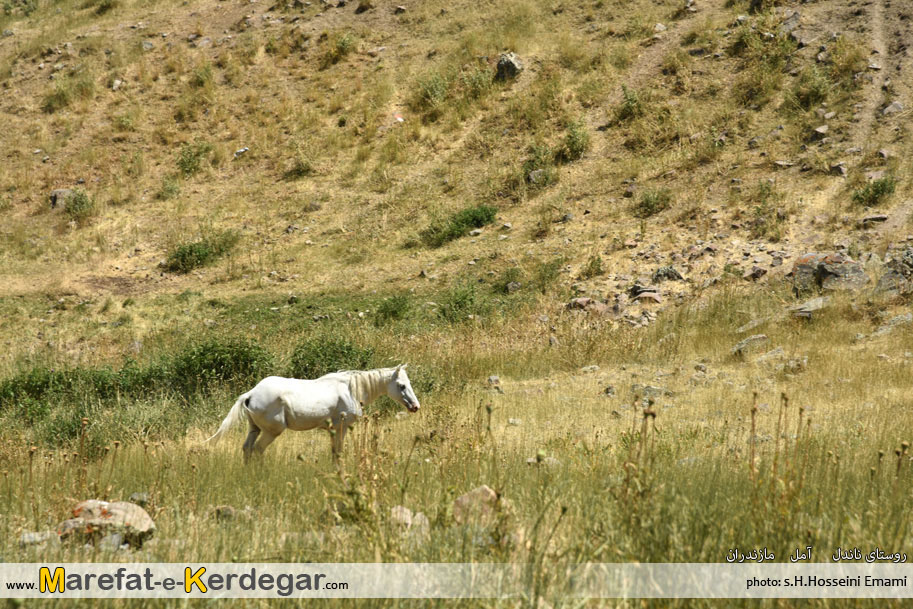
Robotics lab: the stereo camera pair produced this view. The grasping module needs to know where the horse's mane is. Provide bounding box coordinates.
[324,368,395,405]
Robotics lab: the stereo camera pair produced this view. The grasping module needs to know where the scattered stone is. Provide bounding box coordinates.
[778,10,800,34]
[505,281,521,293]
[128,492,150,507]
[19,530,59,548]
[747,136,762,149]
[773,160,795,168]
[830,162,847,177]
[652,265,683,282]
[810,124,829,140]
[635,292,663,304]
[549,335,559,347]
[653,23,667,33]
[469,228,483,236]
[581,365,600,373]
[495,52,523,81]
[737,318,768,333]
[141,40,154,51]
[58,500,155,547]
[731,334,769,356]
[49,188,74,209]
[872,313,912,337]
[487,375,500,387]
[111,78,124,91]
[453,485,499,525]
[862,214,888,227]
[354,0,374,13]
[527,169,546,184]
[882,101,904,116]
[876,247,913,295]
[755,346,785,363]
[394,5,406,14]
[743,266,767,281]
[632,383,672,398]
[789,252,868,293]
[501,223,512,230]
[603,385,616,397]
[508,418,522,426]
[526,455,561,467]
[877,149,890,160]
[366,46,386,57]
[791,296,829,318]
[565,297,610,316]
[1,29,12,37]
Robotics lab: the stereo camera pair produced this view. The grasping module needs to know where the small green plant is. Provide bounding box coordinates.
[164,230,239,273]
[634,189,672,218]
[157,175,180,200]
[748,181,786,241]
[615,85,643,122]
[176,141,213,177]
[420,204,497,247]
[534,257,565,293]
[190,62,213,89]
[375,294,411,325]
[852,176,896,207]
[64,189,96,225]
[784,66,831,112]
[42,74,96,113]
[284,146,314,180]
[522,144,557,189]
[579,254,605,280]
[94,0,118,15]
[558,120,590,163]
[321,31,356,68]
[493,267,523,294]
[288,337,374,379]
[438,282,488,323]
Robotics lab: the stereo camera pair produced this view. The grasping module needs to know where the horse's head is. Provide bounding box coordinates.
[387,364,420,413]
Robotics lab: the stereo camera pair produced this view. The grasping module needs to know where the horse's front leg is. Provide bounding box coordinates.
[331,419,348,462]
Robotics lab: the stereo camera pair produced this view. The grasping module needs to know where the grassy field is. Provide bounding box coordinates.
[1,0,913,605]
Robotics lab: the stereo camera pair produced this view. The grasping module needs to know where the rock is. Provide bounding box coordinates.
[875,247,913,295]
[111,78,124,91]
[773,160,795,168]
[549,334,559,347]
[141,40,154,51]
[354,0,374,13]
[505,281,521,293]
[632,383,672,398]
[211,505,237,521]
[527,169,546,184]
[604,385,616,397]
[747,136,762,149]
[581,365,600,373]
[877,149,890,159]
[872,313,912,337]
[810,124,829,140]
[128,492,150,507]
[393,5,406,14]
[495,52,523,81]
[501,223,512,230]
[526,455,561,467]
[565,297,610,316]
[390,505,413,528]
[791,296,829,318]
[1,29,12,37]
[653,23,667,33]
[830,162,847,176]
[789,252,868,293]
[366,46,385,57]
[731,334,768,356]
[508,418,522,426]
[779,10,800,34]
[635,292,662,304]
[49,188,74,209]
[743,266,767,281]
[453,485,499,525]
[98,532,126,551]
[862,214,888,227]
[469,228,483,236]
[882,101,904,116]
[652,266,683,282]
[737,318,768,333]
[19,530,59,548]
[755,346,785,363]
[58,500,155,547]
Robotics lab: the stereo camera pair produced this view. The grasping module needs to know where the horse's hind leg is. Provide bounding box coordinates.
[252,429,281,457]
[242,422,260,464]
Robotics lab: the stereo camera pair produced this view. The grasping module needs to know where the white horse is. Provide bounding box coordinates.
[206,365,420,462]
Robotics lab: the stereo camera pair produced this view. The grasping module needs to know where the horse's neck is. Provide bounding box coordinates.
[349,369,389,405]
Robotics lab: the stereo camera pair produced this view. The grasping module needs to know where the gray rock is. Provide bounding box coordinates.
[791,296,829,318]
[778,10,800,34]
[49,188,74,209]
[2,29,14,38]
[755,346,785,363]
[58,500,155,547]
[882,101,904,116]
[872,313,912,337]
[453,485,499,525]
[19,530,59,548]
[505,281,521,293]
[495,52,523,81]
[632,383,672,398]
[581,365,600,373]
[652,265,683,282]
[732,334,769,356]
[830,162,847,176]
[141,40,154,51]
[549,334,559,347]
[507,418,522,426]
[487,375,500,387]
[394,5,406,14]
[876,247,913,295]
[743,266,767,281]
[789,252,868,293]
[468,228,483,236]
[736,318,769,333]
[128,492,150,507]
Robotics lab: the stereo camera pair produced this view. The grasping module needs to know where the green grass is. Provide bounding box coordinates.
[852,176,896,208]
[176,141,214,177]
[164,230,239,273]
[63,188,96,225]
[420,204,498,248]
[633,188,672,219]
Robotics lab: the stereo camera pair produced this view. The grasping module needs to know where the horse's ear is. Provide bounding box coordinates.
[394,364,403,375]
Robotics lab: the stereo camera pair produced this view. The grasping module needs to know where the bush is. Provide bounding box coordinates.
[633,189,672,218]
[785,66,831,112]
[176,141,214,177]
[321,32,356,68]
[164,230,239,273]
[168,339,274,393]
[558,120,590,163]
[420,204,497,247]
[852,176,896,207]
[579,254,605,279]
[157,176,180,200]
[288,337,374,379]
[64,188,96,225]
[534,257,565,293]
[375,294,411,325]
[438,282,489,323]
[615,85,643,122]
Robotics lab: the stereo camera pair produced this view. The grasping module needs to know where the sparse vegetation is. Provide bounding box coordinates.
[852,176,896,207]
[633,188,672,218]
[420,204,497,247]
[63,188,96,225]
[176,141,214,177]
[164,229,239,273]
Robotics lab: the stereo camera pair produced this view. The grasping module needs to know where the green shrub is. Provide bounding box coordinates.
[579,254,605,279]
[157,175,180,200]
[558,120,590,163]
[168,339,273,393]
[493,267,523,294]
[785,66,831,112]
[634,189,672,218]
[321,32,356,68]
[420,204,497,247]
[534,257,566,293]
[615,85,643,122]
[438,282,489,323]
[64,188,96,225]
[852,176,896,207]
[164,230,239,273]
[176,141,214,177]
[288,337,374,379]
[375,294,412,325]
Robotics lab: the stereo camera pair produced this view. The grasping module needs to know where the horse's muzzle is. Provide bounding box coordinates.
[406,402,420,413]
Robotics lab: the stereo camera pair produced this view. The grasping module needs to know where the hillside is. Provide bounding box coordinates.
[1,0,913,597]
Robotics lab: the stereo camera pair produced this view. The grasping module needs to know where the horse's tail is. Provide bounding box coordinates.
[205,391,251,444]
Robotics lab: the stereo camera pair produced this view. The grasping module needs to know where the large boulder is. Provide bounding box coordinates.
[495,52,523,81]
[789,252,868,293]
[876,247,913,295]
[57,500,156,547]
